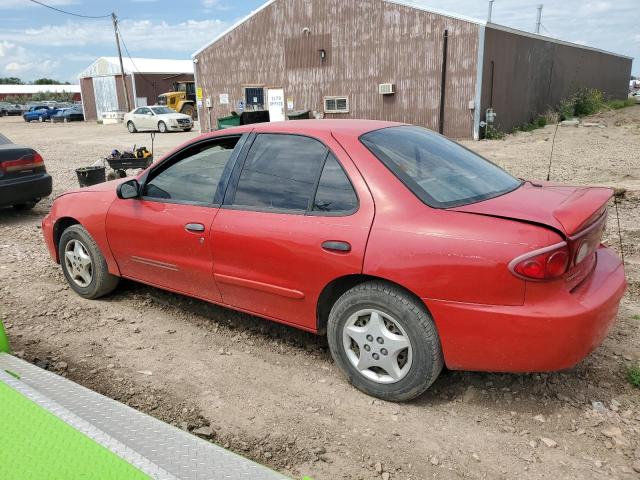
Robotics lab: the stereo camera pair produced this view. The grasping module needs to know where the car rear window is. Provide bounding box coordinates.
[360,126,522,208]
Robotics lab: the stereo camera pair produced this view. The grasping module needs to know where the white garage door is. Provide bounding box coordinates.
[93,76,118,120]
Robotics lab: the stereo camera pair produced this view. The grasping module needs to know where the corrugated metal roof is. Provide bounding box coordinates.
[79,57,193,78]
[0,84,80,94]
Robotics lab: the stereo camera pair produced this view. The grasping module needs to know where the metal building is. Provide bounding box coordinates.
[78,57,194,121]
[192,0,632,139]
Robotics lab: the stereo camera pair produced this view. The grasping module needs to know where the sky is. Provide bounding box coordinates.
[0,0,637,83]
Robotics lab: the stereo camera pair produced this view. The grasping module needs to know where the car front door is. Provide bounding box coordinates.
[135,107,152,130]
[211,132,375,331]
[106,134,246,302]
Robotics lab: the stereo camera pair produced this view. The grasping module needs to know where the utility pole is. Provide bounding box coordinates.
[487,0,494,23]
[112,12,131,112]
[535,4,543,34]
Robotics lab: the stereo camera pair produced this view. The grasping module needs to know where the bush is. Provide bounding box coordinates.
[572,87,604,116]
[628,365,640,388]
[536,116,547,128]
[558,98,576,120]
[484,124,505,140]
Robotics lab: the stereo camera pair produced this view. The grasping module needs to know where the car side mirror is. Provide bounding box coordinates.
[117,179,140,199]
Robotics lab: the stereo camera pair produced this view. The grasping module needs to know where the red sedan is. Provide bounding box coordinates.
[42,120,626,401]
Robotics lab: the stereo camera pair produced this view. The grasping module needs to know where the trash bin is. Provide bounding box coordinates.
[75,166,106,188]
[217,113,241,129]
[287,110,311,120]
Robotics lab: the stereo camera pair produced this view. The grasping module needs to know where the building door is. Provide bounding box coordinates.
[267,88,285,122]
[93,76,118,120]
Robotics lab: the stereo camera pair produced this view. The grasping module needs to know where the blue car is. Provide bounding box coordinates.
[23,105,59,123]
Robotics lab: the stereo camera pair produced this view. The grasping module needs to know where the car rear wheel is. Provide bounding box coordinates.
[38,116,44,122]
[158,121,168,133]
[127,121,137,133]
[59,225,119,299]
[327,281,443,402]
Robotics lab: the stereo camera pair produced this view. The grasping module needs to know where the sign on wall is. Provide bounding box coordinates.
[267,89,285,122]
[219,94,229,105]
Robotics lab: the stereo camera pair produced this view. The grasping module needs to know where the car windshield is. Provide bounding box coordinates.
[360,126,522,208]
[150,107,173,115]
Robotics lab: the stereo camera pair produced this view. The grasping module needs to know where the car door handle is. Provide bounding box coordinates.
[322,241,351,253]
[185,223,205,233]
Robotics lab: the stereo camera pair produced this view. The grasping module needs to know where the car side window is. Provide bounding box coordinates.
[143,136,240,205]
[138,107,150,115]
[312,153,358,213]
[231,134,327,212]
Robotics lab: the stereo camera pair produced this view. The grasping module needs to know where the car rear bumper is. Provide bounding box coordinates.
[425,246,626,372]
[0,173,52,207]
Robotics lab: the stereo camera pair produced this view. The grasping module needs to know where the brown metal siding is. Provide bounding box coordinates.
[194,0,479,138]
[481,27,633,132]
[80,77,97,121]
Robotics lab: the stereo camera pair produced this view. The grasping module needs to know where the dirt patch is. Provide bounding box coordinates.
[1,111,640,479]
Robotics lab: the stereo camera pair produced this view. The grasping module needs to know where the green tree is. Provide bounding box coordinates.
[33,78,63,85]
[0,77,23,84]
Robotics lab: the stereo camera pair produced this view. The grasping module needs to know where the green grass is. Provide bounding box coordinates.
[627,366,640,388]
[633,314,640,321]
[606,98,636,110]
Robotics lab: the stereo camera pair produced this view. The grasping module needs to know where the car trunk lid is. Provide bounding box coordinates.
[451,181,612,289]
[0,144,46,180]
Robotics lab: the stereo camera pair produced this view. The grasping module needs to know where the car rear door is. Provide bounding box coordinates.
[211,132,375,331]
[105,134,247,302]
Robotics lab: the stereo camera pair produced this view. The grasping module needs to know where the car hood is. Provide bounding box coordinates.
[59,178,126,197]
[156,113,191,120]
[450,181,612,237]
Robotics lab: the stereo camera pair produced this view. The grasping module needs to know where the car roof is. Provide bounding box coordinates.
[208,119,406,138]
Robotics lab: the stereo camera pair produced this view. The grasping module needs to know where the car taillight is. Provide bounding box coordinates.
[0,152,44,174]
[510,243,569,281]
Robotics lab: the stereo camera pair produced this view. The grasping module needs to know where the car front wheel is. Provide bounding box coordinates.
[158,121,168,133]
[59,225,119,299]
[327,281,443,402]
[127,121,137,133]
[38,116,44,122]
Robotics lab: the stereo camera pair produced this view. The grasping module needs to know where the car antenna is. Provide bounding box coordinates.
[545,120,560,181]
[613,190,626,268]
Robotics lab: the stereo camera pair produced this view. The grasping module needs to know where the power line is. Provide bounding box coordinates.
[29,0,111,19]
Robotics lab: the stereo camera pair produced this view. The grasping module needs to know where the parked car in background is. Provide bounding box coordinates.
[0,103,23,116]
[23,105,59,123]
[0,133,52,210]
[52,107,84,123]
[42,120,626,401]
[124,105,193,133]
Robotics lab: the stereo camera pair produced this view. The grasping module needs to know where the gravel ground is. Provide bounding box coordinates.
[1,111,639,480]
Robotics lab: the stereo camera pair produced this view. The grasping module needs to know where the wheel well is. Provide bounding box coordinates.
[53,217,80,260]
[316,274,425,334]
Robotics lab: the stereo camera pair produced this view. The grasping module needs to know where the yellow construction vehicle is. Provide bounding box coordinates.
[157,81,197,119]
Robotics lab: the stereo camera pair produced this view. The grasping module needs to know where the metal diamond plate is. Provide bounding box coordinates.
[0,353,288,480]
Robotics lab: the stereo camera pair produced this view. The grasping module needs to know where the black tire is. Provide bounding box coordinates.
[127,121,137,133]
[327,281,443,402]
[180,104,195,119]
[13,201,37,211]
[59,225,119,299]
[158,121,167,133]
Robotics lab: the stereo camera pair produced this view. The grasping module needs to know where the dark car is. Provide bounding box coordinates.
[0,133,52,210]
[52,108,84,123]
[0,103,23,117]
[23,105,59,123]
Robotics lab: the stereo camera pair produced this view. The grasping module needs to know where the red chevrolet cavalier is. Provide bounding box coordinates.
[43,120,626,401]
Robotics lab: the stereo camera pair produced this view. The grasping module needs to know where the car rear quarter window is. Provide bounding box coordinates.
[361,126,522,208]
[232,134,327,212]
[312,153,358,213]
[144,136,240,204]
